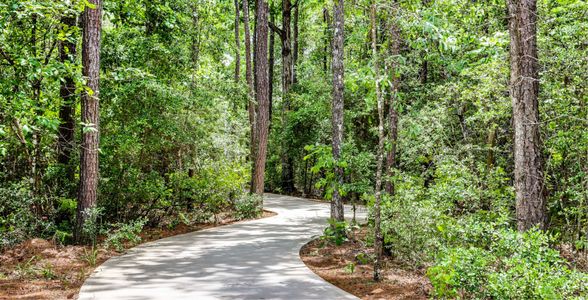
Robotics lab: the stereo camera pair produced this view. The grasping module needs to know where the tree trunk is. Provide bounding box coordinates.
[244,0,257,189]
[507,0,546,231]
[30,15,42,195]
[251,0,270,195]
[280,0,295,194]
[370,2,384,282]
[244,0,254,112]
[293,1,300,84]
[323,8,331,73]
[58,15,77,183]
[75,0,102,244]
[269,12,276,123]
[385,3,400,196]
[234,0,241,83]
[330,0,345,222]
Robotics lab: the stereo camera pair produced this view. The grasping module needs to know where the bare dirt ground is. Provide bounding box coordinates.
[300,226,432,300]
[0,210,275,300]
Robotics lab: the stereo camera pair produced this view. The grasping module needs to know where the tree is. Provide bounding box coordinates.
[234,0,241,82]
[251,0,270,195]
[507,0,546,231]
[243,0,257,187]
[330,0,345,221]
[75,0,102,243]
[370,1,384,282]
[268,0,295,194]
[58,13,77,183]
[269,11,276,122]
[385,1,400,196]
[292,1,300,84]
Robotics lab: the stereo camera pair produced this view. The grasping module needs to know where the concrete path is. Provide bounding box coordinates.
[79,193,367,300]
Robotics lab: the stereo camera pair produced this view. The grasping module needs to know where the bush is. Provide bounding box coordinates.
[379,175,441,266]
[428,227,588,299]
[233,194,263,220]
[82,207,104,246]
[102,218,147,252]
[322,219,351,246]
[0,182,56,250]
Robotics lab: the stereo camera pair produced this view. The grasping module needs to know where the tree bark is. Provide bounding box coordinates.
[323,8,331,73]
[251,0,270,195]
[330,0,345,222]
[370,2,384,282]
[507,0,546,231]
[75,0,102,244]
[234,0,241,83]
[244,0,254,110]
[279,0,295,194]
[269,12,276,123]
[385,3,400,196]
[293,1,300,84]
[244,0,258,188]
[58,15,77,183]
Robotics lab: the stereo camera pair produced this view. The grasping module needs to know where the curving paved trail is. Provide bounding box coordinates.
[79,193,367,300]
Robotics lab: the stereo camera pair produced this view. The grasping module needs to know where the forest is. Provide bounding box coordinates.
[1,0,588,298]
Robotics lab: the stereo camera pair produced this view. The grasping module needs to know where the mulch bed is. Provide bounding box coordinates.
[300,226,432,300]
[0,210,275,300]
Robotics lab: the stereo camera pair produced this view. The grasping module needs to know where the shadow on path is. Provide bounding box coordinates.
[78,194,366,300]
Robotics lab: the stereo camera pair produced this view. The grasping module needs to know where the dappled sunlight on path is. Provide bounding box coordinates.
[78,194,366,300]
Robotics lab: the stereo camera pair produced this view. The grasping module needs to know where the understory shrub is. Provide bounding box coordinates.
[379,175,441,266]
[322,219,352,246]
[233,194,263,220]
[102,218,147,252]
[0,182,56,250]
[428,226,588,299]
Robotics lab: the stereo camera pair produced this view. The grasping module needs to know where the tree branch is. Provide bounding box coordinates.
[0,47,15,66]
[268,21,284,39]
[44,39,58,65]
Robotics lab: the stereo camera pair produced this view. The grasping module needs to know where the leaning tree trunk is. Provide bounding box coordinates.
[385,2,400,196]
[75,0,102,244]
[370,2,385,282]
[58,15,77,183]
[330,0,345,222]
[234,0,241,83]
[508,0,546,231]
[251,0,270,195]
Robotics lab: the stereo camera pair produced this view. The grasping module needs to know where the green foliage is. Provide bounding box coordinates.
[321,219,350,246]
[344,262,356,274]
[1,0,248,246]
[377,175,440,266]
[1,1,588,297]
[81,207,104,247]
[81,247,99,267]
[234,194,263,221]
[102,218,147,252]
[304,144,348,200]
[41,263,56,280]
[428,228,588,299]
[14,256,39,279]
[0,182,55,249]
[355,252,371,265]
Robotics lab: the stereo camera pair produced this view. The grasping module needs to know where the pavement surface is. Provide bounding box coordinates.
[78,193,367,300]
